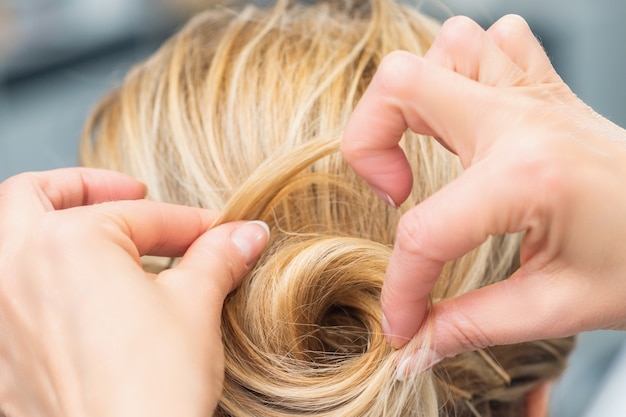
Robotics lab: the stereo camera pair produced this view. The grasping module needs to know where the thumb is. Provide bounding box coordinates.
[397,267,587,379]
[157,220,270,321]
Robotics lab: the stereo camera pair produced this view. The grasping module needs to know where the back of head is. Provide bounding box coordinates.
[81,0,574,415]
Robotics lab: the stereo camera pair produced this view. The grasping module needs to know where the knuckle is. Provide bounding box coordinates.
[532,159,570,202]
[38,219,107,268]
[375,50,422,98]
[492,14,531,39]
[438,15,483,51]
[506,138,573,207]
[40,215,88,245]
[437,303,496,355]
[395,212,433,260]
[507,14,530,30]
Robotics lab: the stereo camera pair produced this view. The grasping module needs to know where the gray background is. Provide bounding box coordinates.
[1,1,625,415]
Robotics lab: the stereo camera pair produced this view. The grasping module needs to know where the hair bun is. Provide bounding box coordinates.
[219,236,404,415]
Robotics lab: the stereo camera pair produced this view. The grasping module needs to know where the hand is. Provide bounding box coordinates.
[0,168,269,417]
[342,15,626,360]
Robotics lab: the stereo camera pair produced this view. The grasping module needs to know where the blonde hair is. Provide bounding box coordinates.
[80,0,574,415]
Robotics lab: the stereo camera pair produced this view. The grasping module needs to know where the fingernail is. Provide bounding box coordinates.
[139,181,149,196]
[369,185,398,209]
[382,313,391,339]
[395,356,411,382]
[231,221,270,265]
[395,349,443,382]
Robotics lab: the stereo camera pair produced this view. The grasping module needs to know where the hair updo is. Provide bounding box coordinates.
[81,0,575,415]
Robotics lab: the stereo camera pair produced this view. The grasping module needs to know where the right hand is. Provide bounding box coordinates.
[342,15,626,361]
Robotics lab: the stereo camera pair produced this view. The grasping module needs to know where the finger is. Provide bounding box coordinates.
[342,51,527,206]
[412,265,603,363]
[381,153,541,348]
[341,52,416,206]
[395,266,590,380]
[82,200,221,258]
[486,15,562,85]
[0,168,146,215]
[425,16,529,88]
[486,15,580,106]
[157,221,270,321]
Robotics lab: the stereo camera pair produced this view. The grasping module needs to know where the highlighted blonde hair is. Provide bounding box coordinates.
[80,0,574,415]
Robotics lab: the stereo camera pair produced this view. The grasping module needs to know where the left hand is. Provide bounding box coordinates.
[0,168,269,417]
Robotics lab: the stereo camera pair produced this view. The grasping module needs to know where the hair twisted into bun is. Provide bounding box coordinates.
[220,236,401,415]
[80,0,575,415]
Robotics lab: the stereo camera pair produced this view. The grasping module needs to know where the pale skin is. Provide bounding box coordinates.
[342,12,626,371]
[0,168,269,417]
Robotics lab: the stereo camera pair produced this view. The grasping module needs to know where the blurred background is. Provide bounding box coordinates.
[0,0,625,415]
